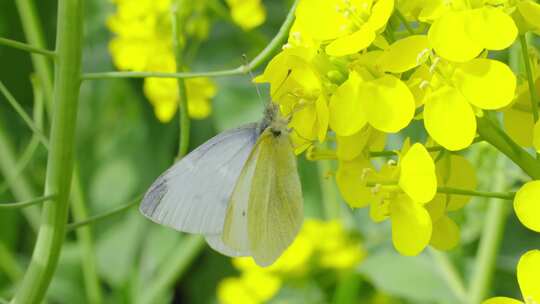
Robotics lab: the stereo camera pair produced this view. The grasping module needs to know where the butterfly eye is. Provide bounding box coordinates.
[271,129,282,137]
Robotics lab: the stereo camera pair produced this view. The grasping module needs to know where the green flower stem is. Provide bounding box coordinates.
[137,235,205,304]
[0,80,44,195]
[369,138,483,157]
[395,10,415,35]
[66,194,142,231]
[80,0,298,81]
[468,158,510,304]
[0,194,55,209]
[0,37,55,57]
[317,157,342,220]
[172,1,190,158]
[12,0,83,302]
[477,115,540,179]
[520,35,539,123]
[70,170,103,304]
[436,187,514,200]
[0,80,49,149]
[0,125,41,231]
[15,0,55,112]
[428,248,467,303]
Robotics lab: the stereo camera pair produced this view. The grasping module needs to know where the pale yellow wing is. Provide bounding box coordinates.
[222,130,303,266]
[221,136,263,254]
[247,130,304,266]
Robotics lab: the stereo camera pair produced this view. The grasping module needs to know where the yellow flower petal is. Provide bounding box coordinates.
[425,195,446,222]
[336,128,371,161]
[289,103,317,141]
[514,181,540,232]
[453,59,516,110]
[227,0,266,30]
[360,75,415,133]
[336,157,375,208]
[326,26,376,57]
[378,35,430,73]
[295,0,347,41]
[517,250,540,303]
[466,7,517,51]
[517,0,540,33]
[217,277,259,304]
[436,154,477,211]
[144,77,179,122]
[428,10,483,62]
[430,216,459,251]
[533,120,540,153]
[390,195,432,256]
[399,143,437,204]
[365,0,394,31]
[315,95,329,142]
[329,71,367,136]
[504,108,534,147]
[482,297,524,304]
[424,86,476,151]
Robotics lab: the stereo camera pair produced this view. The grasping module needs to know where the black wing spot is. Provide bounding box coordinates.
[140,178,168,216]
[242,210,246,217]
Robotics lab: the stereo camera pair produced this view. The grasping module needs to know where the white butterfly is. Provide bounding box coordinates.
[140,103,304,266]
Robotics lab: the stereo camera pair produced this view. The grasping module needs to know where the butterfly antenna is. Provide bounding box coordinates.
[270,69,292,101]
[242,54,265,106]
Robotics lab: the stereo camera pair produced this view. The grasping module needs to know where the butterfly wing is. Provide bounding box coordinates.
[140,123,259,234]
[222,130,304,266]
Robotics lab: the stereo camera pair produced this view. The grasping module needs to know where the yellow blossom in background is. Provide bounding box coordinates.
[513,180,540,233]
[482,250,540,304]
[108,0,217,122]
[294,0,394,56]
[226,0,266,31]
[217,219,365,303]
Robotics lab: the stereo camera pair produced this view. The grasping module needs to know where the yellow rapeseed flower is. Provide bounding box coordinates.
[482,250,540,304]
[294,0,394,56]
[108,0,216,122]
[226,0,266,31]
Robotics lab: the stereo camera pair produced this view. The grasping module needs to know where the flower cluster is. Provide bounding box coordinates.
[107,0,267,122]
[217,219,365,304]
[255,0,540,256]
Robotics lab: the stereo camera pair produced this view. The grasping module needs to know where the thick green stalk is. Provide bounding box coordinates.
[476,116,540,179]
[15,0,54,111]
[468,157,510,304]
[12,0,83,302]
[70,171,103,304]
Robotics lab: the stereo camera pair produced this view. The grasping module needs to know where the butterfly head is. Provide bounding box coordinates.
[260,102,289,137]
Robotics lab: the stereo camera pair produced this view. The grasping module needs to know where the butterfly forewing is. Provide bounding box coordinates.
[140,123,259,234]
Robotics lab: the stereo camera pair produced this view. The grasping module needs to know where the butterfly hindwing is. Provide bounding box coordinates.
[140,123,259,234]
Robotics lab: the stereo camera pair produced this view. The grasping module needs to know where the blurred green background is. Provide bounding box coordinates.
[0,0,538,303]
